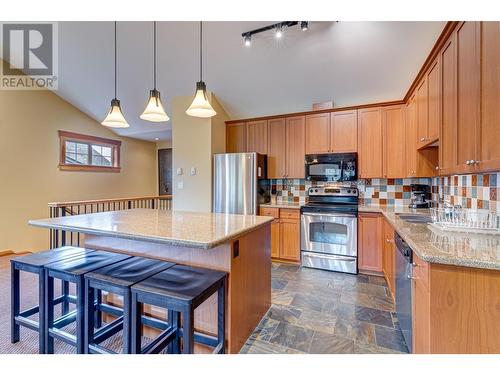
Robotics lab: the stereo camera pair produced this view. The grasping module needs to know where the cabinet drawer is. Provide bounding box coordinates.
[259,207,279,219]
[413,254,429,289]
[279,208,300,219]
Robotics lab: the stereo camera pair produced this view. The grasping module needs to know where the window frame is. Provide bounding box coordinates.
[58,130,121,172]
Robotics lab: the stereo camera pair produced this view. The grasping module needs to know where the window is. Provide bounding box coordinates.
[58,130,121,172]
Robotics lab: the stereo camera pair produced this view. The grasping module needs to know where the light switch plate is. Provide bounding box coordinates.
[176,168,183,175]
[190,167,196,176]
[177,181,184,189]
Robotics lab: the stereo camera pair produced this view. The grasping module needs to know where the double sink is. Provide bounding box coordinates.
[396,214,433,224]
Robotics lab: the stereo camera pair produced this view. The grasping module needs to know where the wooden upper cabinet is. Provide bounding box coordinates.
[305,113,330,154]
[416,77,429,146]
[246,120,268,154]
[455,21,480,174]
[426,57,440,142]
[268,118,287,179]
[226,122,246,153]
[383,105,406,178]
[331,110,358,153]
[440,34,457,176]
[285,116,306,179]
[358,107,383,178]
[478,21,500,172]
[405,96,418,177]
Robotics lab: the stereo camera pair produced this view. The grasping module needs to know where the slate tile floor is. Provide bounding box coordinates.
[240,263,409,354]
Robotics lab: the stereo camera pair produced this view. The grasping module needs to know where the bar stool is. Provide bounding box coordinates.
[10,246,90,354]
[83,256,176,354]
[44,250,131,354]
[130,264,227,354]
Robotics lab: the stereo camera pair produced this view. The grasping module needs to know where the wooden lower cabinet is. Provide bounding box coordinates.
[382,219,396,298]
[259,207,300,263]
[358,213,383,273]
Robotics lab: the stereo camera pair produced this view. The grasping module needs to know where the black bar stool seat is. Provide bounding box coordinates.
[10,246,90,354]
[84,257,175,354]
[131,264,227,354]
[44,250,131,354]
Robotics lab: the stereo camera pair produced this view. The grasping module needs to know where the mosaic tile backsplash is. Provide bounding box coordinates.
[269,172,500,212]
[431,172,500,212]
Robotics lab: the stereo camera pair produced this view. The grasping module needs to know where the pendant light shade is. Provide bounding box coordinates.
[141,22,169,122]
[102,22,129,128]
[102,99,129,128]
[141,89,170,122]
[186,21,216,118]
[186,81,216,118]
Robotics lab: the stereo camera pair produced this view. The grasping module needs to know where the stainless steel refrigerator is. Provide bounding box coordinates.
[213,153,269,215]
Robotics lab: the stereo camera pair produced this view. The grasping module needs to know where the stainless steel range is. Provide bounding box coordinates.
[300,185,358,274]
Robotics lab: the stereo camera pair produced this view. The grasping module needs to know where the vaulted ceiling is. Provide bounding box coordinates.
[55,21,445,141]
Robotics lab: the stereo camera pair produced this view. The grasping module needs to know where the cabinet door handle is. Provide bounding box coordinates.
[420,137,425,142]
[466,160,471,165]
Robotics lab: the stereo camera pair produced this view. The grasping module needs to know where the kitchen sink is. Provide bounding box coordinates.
[396,214,433,224]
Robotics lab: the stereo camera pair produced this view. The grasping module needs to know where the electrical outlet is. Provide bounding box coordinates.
[190,167,196,176]
[176,168,183,175]
[177,181,184,190]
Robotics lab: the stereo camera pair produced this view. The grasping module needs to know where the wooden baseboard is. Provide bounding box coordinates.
[272,258,300,266]
[359,269,384,277]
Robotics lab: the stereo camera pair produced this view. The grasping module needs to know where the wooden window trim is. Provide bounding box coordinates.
[58,130,121,173]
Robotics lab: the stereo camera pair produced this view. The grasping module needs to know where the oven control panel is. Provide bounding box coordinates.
[308,186,358,197]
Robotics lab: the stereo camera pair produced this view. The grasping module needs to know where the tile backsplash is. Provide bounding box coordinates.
[269,172,500,212]
[431,172,500,212]
[358,178,431,206]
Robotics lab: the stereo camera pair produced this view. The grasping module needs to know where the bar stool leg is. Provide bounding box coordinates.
[130,293,142,354]
[75,278,85,354]
[38,268,46,354]
[95,289,102,329]
[45,273,55,354]
[172,311,181,354]
[10,264,20,344]
[122,291,131,354]
[84,279,94,354]
[217,279,226,354]
[166,310,174,354]
[62,280,70,315]
[182,307,194,354]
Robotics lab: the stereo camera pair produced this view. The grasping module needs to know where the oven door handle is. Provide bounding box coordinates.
[302,212,357,218]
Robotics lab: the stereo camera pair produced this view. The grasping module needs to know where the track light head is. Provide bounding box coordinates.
[275,26,283,39]
[301,21,309,31]
[244,34,251,47]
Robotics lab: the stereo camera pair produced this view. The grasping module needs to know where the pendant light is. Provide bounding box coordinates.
[102,22,129,128]
[186,21,216,118]
[140,22,169,122]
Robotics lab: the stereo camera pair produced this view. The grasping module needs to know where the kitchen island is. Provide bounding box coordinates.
[29,208,273,353]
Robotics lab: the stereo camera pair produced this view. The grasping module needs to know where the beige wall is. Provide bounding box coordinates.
[171,93,228,212]
[0,88,157,253]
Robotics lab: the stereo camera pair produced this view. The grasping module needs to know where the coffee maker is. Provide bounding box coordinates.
[409,184,430,208]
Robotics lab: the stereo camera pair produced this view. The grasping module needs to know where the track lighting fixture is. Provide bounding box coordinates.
[241,21,309,46]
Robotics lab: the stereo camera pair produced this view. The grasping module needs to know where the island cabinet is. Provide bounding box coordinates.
[358,212,383,273]
[305,110,358,154]
[226,122,246,153]
[358,107,384,179]
[259,207,300,263]
[246,120,268,154]
[412,256,500,354]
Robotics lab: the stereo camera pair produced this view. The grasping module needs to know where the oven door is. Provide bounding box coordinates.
[301,212,357,256]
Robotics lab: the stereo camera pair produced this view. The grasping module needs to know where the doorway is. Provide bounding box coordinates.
[158,148,172,195]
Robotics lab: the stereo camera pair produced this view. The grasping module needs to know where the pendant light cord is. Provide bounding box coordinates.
[153,21,157,90]
[114,21,117,99]
[199,21,203,82]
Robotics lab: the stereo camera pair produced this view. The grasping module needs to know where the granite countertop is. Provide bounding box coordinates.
[260,202,302,209]
[359,204,500,271]
[29,208,273,250]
